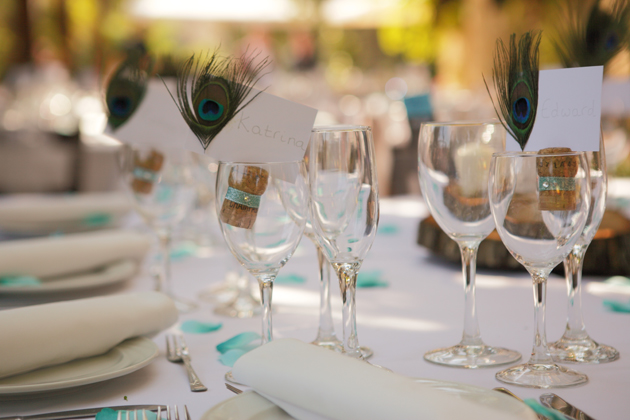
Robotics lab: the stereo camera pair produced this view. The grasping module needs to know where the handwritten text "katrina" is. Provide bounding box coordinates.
[238,114,306,151]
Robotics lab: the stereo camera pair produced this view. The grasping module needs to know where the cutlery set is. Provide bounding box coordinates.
[166,334,207,392]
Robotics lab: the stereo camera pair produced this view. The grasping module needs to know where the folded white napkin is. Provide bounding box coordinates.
[0,291,177,379]
[0,192,131,233]
[0,229,151,279]
[232,339,535,420]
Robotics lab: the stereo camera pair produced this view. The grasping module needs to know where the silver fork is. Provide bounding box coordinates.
[116,410,153,420]
[166,334,207,392]
[159,405,191,420]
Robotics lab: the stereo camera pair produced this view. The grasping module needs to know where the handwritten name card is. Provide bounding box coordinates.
[507,66,603,152]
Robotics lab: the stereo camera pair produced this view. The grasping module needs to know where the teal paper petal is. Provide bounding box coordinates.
[83,213,112,227]
[218,348,247,367]
[171,242,198,261]
[0,275,42,288]
[96,408,157,420]
[603,276,630,286]
[357,270,388,288]
[216,332,260,354]
[275,274,306,284]
[523,399,566,420]
[180,320,223,334]
[377,224,399,235]
[603,299,630,313]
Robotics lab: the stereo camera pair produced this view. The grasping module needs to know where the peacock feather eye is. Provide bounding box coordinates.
[166,50,270,151]
[193,81,229,125]
[105,53,153,130]
[510,81,534,128]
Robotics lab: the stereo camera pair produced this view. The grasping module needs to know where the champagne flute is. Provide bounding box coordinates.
[489,150,591,388]
[549,140,619,363]
[120,144,197,312]
[308,125,378,359]
[418,121,521,368]
[215,161,308,344]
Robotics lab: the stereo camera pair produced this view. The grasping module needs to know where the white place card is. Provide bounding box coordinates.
[507,66,603,152]
[105,80,318,163]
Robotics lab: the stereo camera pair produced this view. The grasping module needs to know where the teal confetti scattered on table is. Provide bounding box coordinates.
[603,299,630,313]
[95,408,157,420]
[275,274,306,284]
[83,213,112,227]
[180,320,223,334]
[357,270,389,288]
[0,275,42,288]
[216,332,260,366]
[170,242,198,261]
[377,224,399,235]
[523,399,566,420]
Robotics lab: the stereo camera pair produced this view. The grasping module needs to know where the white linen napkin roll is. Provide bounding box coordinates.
[0,193,130,224]
[233,339,533,420]
[0,291,177,379]
[0,229,151,279]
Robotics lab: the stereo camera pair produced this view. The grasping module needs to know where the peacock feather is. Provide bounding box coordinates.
[484,31,542,151]
[554,0,630,68]
[105,51,154,130]
[166,50,270,151]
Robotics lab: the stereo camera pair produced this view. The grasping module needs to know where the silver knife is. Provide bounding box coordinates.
[540,394,596,420]
[0,405,166,420]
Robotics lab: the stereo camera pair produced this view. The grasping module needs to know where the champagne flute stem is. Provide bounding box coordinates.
[459,243,483,346]
[157,229,172,295]
[315,246,336,341]
[335,262,361,358]
[563,246,588,340]
[530,271,554,365]
[257,275,275,345]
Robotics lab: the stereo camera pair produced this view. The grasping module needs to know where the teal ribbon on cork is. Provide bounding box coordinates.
[133,167,158,183]
[226,186,261,209]
[538,177,575,191]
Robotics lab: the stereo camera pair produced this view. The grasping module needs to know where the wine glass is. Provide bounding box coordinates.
[215,161,308,344]
[308,125,378,359]
[549,140,619,363]
[120,144,197,312]
[418,121,521,368]
[489,150,591,388]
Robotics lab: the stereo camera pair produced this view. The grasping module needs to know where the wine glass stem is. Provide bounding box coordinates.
[563,246,588,340]
[336,263,361,358]
[157,229,172,295]
[315,246,336,341]
[531,272,554,365]
[257,276,275,345]
[459,243,483,346]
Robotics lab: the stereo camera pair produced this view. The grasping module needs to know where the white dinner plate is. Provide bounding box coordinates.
[201,378,537,420]
[0,337,158,395]
[0,259,138,295]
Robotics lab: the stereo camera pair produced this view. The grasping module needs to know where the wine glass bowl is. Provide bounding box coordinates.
[489,150,591,388]
[418,121,521,368]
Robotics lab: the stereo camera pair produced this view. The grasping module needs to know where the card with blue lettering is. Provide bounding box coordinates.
[106,80,317,163]
[507,66,603,152]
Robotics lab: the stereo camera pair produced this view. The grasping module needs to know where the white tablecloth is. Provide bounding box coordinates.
[1,196,629,418]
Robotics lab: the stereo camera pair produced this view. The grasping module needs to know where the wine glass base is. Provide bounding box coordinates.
[171,295,198,313]
[311,336,343,352]
[359,346,374,360]
[197,284,238,304]
[549,336,619,364]
[214,295,262,318]
[424,344,521,368]
[224,370,246,386]
[496,362,588,388]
